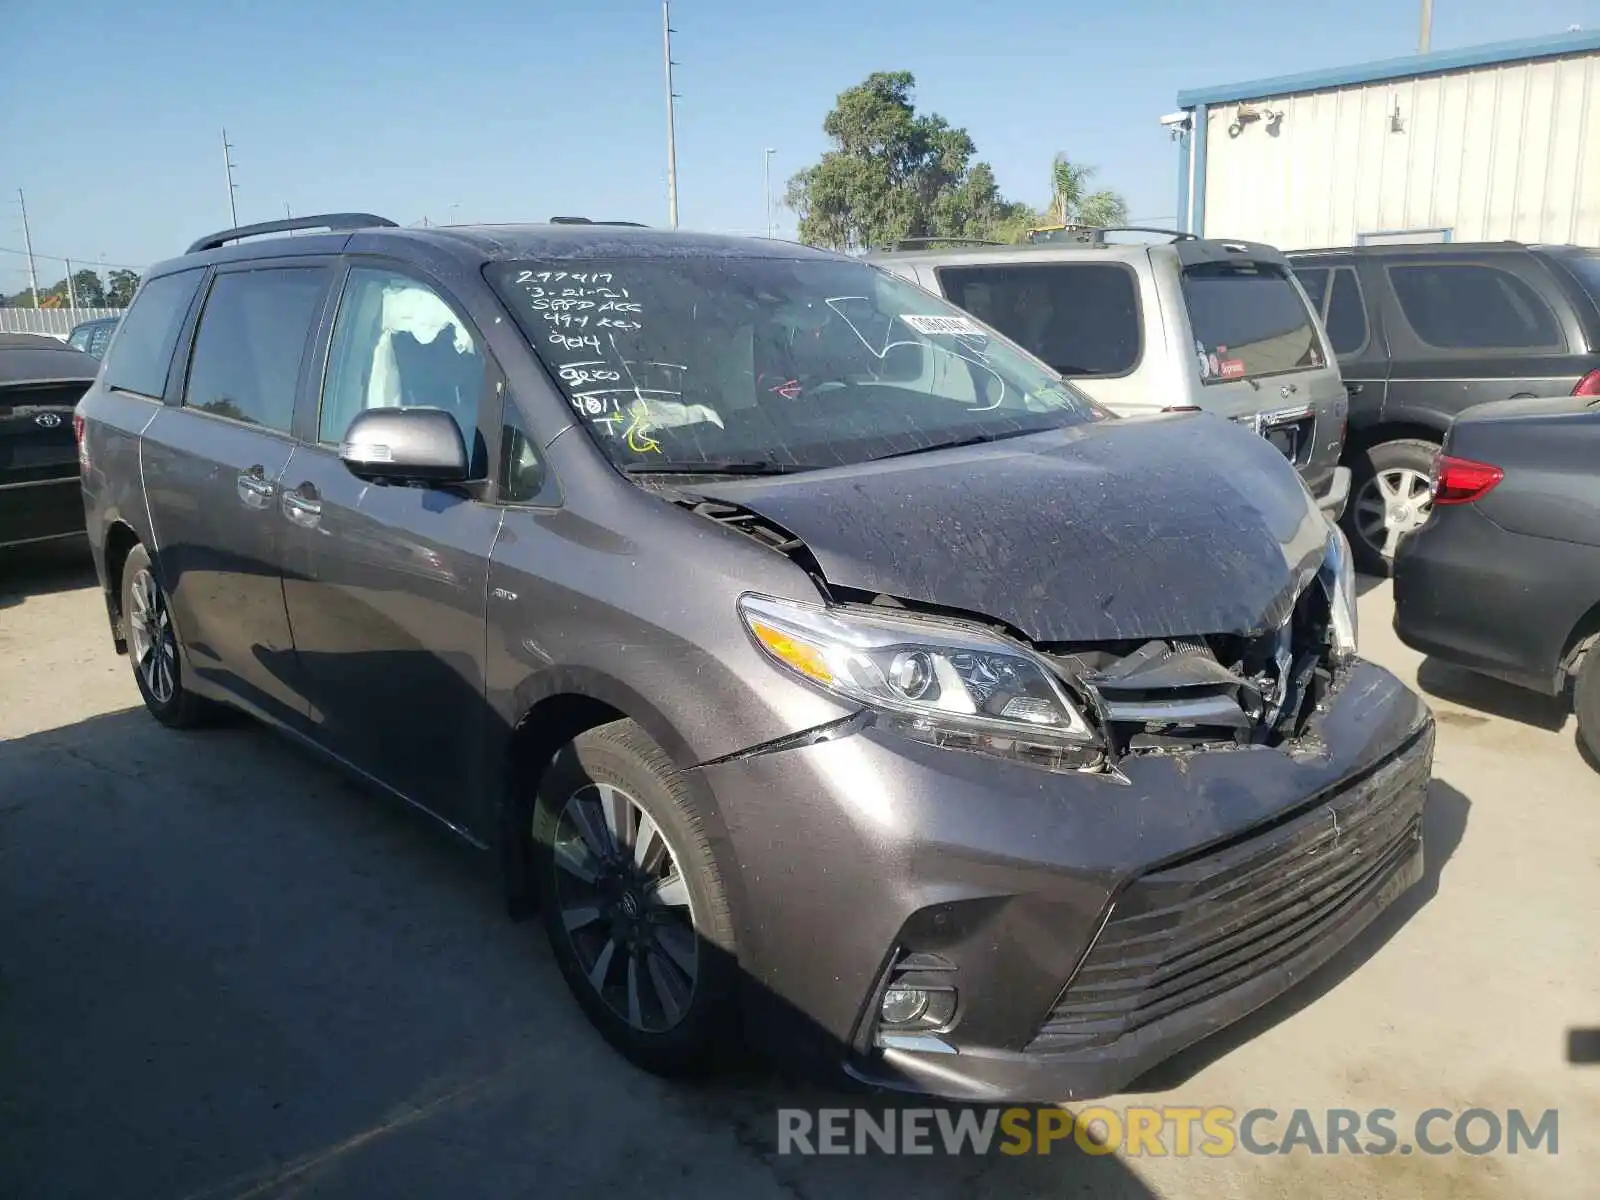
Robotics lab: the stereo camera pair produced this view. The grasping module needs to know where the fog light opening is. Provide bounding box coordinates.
[880,986,931,1026]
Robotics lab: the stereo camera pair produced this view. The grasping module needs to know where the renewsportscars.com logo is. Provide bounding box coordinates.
[776,1106,1561,1157]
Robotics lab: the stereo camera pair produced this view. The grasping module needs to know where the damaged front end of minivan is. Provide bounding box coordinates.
[725,516,1360,779]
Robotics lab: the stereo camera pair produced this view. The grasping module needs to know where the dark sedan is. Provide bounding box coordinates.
[1394,394,1600,756]
[1,333,98,549]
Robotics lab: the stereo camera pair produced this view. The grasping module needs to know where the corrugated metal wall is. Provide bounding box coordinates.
[1202,50,1600,249]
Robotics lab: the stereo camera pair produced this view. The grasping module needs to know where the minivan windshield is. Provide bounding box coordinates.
[489,256,1107,472]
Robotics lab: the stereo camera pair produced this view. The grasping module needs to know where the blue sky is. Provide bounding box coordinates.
[2,0,1594,295]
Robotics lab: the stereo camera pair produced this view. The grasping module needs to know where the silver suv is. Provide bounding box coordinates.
[868,229,1352,516]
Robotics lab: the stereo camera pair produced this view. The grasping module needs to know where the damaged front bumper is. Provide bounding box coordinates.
[696,658,1434,1103]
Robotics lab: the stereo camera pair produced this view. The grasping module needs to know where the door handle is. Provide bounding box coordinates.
[1345,382,1364,395]
[237,470,276,508]
[281,488,323,528]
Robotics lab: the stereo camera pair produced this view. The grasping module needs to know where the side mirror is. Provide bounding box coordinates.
[339,407,469,484]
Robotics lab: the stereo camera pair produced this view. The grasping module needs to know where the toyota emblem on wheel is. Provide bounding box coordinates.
[34,412,63,428]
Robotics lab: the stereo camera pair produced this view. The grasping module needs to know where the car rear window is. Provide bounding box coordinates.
[1181,261,1325,383]
[935,263,1141,376]
[102,270,204,399]
[1386,262,1563,351]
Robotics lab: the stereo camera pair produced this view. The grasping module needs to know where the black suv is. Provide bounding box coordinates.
[1288,242,1600,573]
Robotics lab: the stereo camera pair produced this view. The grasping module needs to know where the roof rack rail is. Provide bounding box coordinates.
[186,213,398,254]
[883,236,1007,251]
[548,216,649,227]
[1026,225,1196,245]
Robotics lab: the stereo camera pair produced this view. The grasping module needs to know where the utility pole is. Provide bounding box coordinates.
[17,188,39,308]
[221,128,239,227]
[662,0,680,228]
[1418,0,1433,52]
[65,257,77,311]
[763,148,777,238]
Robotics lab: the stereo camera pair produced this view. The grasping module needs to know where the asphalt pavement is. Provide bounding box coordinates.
[2,539,1595,1198]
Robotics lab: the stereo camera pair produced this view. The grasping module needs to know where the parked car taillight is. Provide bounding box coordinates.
[1573,369,1600,398]
[1431,454,1503,505]
[73,413,89,473]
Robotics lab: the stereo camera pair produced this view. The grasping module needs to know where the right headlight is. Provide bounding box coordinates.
[1320,521,1359,663]
[738,594,1099,761]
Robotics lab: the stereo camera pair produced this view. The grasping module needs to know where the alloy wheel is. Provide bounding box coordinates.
[549,781,698,1032]
[128,567,177,704]
[1352,466,1433,561]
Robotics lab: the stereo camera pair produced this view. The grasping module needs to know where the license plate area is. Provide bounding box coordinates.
[1237,405,1315,466]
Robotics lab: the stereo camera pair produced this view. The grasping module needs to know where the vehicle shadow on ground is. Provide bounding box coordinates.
[1126,779,1470,1093]
[1414,657,1569,733]
[1353,572,1386,598]
[0,538,95,610]
[0,705,1156,1200]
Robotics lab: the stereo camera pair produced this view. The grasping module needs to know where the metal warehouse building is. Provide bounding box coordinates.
[1172,30,1600,249]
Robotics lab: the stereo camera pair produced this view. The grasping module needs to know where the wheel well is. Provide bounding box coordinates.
[500,693,629,917]
[103,522,140,652]
[1561,601,1600,678]
[1343,421,1443,461]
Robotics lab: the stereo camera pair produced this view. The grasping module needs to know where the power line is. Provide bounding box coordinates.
[0,246,146,271]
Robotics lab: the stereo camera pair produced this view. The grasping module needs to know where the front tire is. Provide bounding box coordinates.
[121,543,209,728]
[1574,648,1600,766]
[533,719,739,1076]
[1343,437,1439,576]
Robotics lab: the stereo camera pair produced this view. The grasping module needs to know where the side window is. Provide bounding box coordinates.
[498,392,558,505]
[182,268,328,433]
[1324,268,1368,356]
[938,263,1141,377]
[1292,267,1330,312]
[1387,263,1563,351]
[102,270,203,398]
[67,327,91,352]
[319,267,486,469]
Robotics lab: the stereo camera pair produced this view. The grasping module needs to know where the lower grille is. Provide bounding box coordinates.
[1029,738,1430,1050]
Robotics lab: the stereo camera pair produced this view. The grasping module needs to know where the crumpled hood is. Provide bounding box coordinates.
[695,413,1331,643]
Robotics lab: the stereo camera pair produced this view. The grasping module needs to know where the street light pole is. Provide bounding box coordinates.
[221,128,239,226]
[1418,0,1433,52]
[17,188,39,308]
[663,0,680,228]
[763,148,777,239]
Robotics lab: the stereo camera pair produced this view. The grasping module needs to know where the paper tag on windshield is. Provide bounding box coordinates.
[900,313,985,337]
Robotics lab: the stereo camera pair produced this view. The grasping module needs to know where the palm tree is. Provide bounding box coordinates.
[1048,154,1130,229]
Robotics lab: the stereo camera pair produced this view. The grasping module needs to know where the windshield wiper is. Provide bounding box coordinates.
[872,428,1043,462]
[622,459,812,476]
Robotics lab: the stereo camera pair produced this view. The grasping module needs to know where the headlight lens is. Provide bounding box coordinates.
[1321,521,1359,663]
[738,594,1097,748]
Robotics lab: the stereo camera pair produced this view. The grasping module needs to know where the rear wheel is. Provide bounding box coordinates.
[1344,438,1439,576]
[533,719,739,1075]
[121,544,209,728]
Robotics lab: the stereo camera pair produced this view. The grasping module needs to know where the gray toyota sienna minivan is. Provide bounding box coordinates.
[76,214,1434,1102]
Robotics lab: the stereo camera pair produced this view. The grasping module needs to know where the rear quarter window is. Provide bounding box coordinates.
[936,262,1141,377]
[1181,261,1325,383]
[1386,262,1563,351]
[102,271,204,398]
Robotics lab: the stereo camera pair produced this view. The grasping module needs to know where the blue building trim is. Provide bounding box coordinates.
[1176,29,1600,109]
